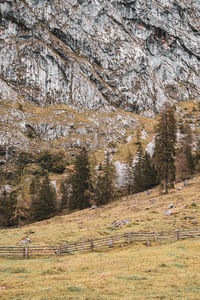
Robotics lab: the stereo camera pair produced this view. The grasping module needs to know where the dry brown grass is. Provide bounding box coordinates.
[0,175,200,247]
[0,175,200,299]
[0,239,200,299]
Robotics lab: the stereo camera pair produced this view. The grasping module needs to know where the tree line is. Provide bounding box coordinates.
[0,102,198,227]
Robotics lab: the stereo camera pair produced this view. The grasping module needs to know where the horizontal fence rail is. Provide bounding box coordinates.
[0,229,200,259]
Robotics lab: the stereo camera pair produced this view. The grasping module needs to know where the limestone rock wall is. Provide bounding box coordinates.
[0,0,199,112]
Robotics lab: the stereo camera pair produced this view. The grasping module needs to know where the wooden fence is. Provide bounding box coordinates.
[0,229,200,259]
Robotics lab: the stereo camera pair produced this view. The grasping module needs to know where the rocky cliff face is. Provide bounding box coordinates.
[0,0,199,113]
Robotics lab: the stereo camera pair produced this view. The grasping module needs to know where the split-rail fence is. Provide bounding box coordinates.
[0,229,200,259]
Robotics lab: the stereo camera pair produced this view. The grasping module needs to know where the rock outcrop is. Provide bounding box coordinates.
[0,0,199,113]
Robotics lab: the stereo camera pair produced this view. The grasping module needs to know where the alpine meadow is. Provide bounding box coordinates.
[0,0,200,299]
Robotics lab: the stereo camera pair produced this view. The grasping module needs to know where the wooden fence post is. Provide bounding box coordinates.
[23,247,26,259]
[108,239,113,248]
[90,240,94,251]
[59,245,62,255]
[154,232,158,243]
[127,233,130,243]
[25,247,29,259]
[175,229,180,240]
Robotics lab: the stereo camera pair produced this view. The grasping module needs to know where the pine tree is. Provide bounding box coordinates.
[125,151,134,195]
[60,179,70,211]
[143,152,159,190]
[132,141,146,193]
[176,122,194,180]
[11,194,30,227]
[154,103,177,193]
[181,123,194,174]
[0,189,17,227]
[69,147,91,210]
[95,151,116,206]
[29,174,40,195]
[32,173,57,221]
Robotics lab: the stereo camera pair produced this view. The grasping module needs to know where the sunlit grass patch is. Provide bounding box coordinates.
[116,275,147,281]
[67,286,83,292]
[174,263,186,269]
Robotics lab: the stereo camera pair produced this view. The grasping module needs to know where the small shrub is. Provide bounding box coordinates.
[11,268,28,274]
[18,103,23,111]
[67,286,82,292]
[192,106,197,112]
[38,150,67,173]
[159,263,168,268]
[175,263,185,269]
[191,202,197,207]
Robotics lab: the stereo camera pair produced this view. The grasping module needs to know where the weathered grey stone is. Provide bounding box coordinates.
[168,203,175,209]
[164,209,172,216]
[0,0,199,112]
[90,204,97,210]
[110,219,131,227]
[192,219,198,225]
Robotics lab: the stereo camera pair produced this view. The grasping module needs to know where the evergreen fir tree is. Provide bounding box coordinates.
[11,194,30,227]
[176,122,194,180]
[125,151,134,195]
[0,189,17,227]
[181,123,194,174]
[29,174,40,195]
[154,103,177,193]
[60,179,70,211]
[69,147,91,210]
[32,173,57,221]
[95,151,116,206]
[143,152,159,190]
[132,141,145,193]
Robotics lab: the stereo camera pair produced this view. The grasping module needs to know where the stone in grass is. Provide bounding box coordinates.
[89,204,97,210]
[165,210,172,216]
[192,219,198,225]
[144,241,151,247]
[110,219,131,228]
[168,203,175,209]
[183,180,189,187]
[18,236,32,244]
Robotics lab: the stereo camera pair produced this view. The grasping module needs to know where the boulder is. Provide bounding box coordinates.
[18,236,32,244]
[144,242,151,247]
[164,210,172,216]
[110,219,131,228]
[90,204,97,210]
[192,219,198,225]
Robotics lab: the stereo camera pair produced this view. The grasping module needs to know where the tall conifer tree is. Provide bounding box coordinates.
[0,189,17,227]
[32,173,57,220]
[69,147,91,210]
[60,179,70,211]
[132,141,145,193]
[143,152,158,190]
[95,151,116,206]
[154,103,177,193]
[125,151,134,195]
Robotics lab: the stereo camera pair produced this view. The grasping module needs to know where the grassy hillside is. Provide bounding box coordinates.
[0,175,200,299]
[0,176,200,245]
